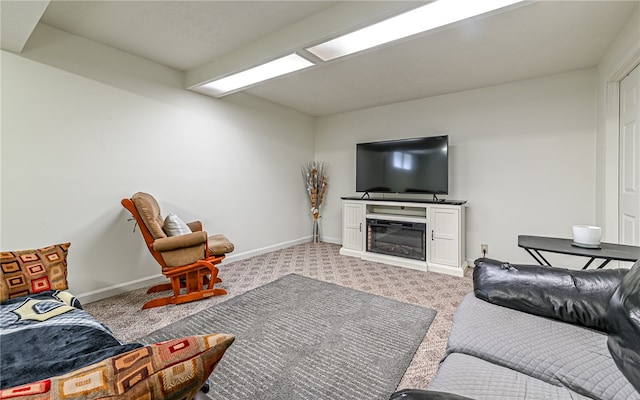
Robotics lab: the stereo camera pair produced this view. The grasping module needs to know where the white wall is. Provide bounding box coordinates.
[315,69,598,267]
[1,26,315,302]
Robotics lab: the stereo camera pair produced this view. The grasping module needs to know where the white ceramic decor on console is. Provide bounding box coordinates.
[339,198,467,277]
[572,225,602,248]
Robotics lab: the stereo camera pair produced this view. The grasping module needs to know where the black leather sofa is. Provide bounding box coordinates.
[391,257,640,400]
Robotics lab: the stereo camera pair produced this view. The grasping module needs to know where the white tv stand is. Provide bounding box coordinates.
[340,197,467,277]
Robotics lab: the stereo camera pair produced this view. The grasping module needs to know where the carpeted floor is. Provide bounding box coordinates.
[83,242,473,391]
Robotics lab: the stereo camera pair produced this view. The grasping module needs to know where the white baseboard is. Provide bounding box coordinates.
[78,274,167,305]
[320,236,341,245]
[223,237,312,263]
[77,236,316,304]
[428,262,466,278]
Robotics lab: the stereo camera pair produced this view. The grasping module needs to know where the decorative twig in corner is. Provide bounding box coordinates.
[302,161,328,243]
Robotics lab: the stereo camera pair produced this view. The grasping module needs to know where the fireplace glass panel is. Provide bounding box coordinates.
[367,219,426,261]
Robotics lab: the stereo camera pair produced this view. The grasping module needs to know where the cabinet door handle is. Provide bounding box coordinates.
[431,230,434,240]
[359,223,362,232]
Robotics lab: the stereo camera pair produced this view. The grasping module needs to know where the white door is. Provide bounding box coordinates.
[619,64,640,246]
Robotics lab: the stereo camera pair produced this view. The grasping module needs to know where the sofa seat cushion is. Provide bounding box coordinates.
[428,353,592,400]
[445,294,638,400]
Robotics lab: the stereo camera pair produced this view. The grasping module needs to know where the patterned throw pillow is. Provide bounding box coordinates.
[0,333,235,400]
[0,243,71,301]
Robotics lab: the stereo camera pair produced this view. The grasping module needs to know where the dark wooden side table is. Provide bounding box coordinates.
[518,235,640,269]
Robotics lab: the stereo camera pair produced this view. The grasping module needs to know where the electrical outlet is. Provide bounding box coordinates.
[481,244,488,255]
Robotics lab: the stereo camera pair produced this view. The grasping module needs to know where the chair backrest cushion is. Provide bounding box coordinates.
[132,192,167,240]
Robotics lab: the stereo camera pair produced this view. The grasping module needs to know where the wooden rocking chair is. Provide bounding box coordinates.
[121,192,234,309]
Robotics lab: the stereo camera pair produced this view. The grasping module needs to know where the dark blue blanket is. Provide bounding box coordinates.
[0,290,141,389]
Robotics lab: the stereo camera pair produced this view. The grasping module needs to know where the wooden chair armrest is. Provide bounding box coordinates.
[154,231,207,252]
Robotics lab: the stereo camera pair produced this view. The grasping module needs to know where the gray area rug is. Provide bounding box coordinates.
[138,273,436,400]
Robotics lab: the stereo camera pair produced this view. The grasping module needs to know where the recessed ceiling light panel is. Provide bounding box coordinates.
[197,53,315,97]
[306,0,523,61]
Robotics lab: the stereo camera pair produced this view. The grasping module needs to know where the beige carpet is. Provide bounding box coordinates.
[83,242,473,391]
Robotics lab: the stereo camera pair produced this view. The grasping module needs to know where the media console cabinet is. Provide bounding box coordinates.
[340,197,467,277]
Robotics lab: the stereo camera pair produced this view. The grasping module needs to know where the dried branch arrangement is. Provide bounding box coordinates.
[302,161,328,221]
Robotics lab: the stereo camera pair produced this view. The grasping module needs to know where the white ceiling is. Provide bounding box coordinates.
[2,1,638,116]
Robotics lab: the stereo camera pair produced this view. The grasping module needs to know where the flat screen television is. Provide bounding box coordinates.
[356,135,448,195]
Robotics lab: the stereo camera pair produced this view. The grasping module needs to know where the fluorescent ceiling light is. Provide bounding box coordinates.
[198,53,314,97]
[306,0,523,61]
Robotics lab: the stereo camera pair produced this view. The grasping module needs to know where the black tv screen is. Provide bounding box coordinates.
[356,135,448,195]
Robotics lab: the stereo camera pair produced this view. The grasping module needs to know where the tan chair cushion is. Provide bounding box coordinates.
[132,192,166,239]
[153,232,208,252]
[161,244,207,267]
[154,232,208,267]
[208,234,235,256]
[187,220,202,232]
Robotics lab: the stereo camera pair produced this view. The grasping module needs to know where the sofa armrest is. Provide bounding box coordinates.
[607,259,640,392]
[153,231,208,252]
[390,389,474,400]
[473,258,627,332]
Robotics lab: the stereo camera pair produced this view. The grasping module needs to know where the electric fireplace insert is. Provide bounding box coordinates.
[366,218,426,261]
